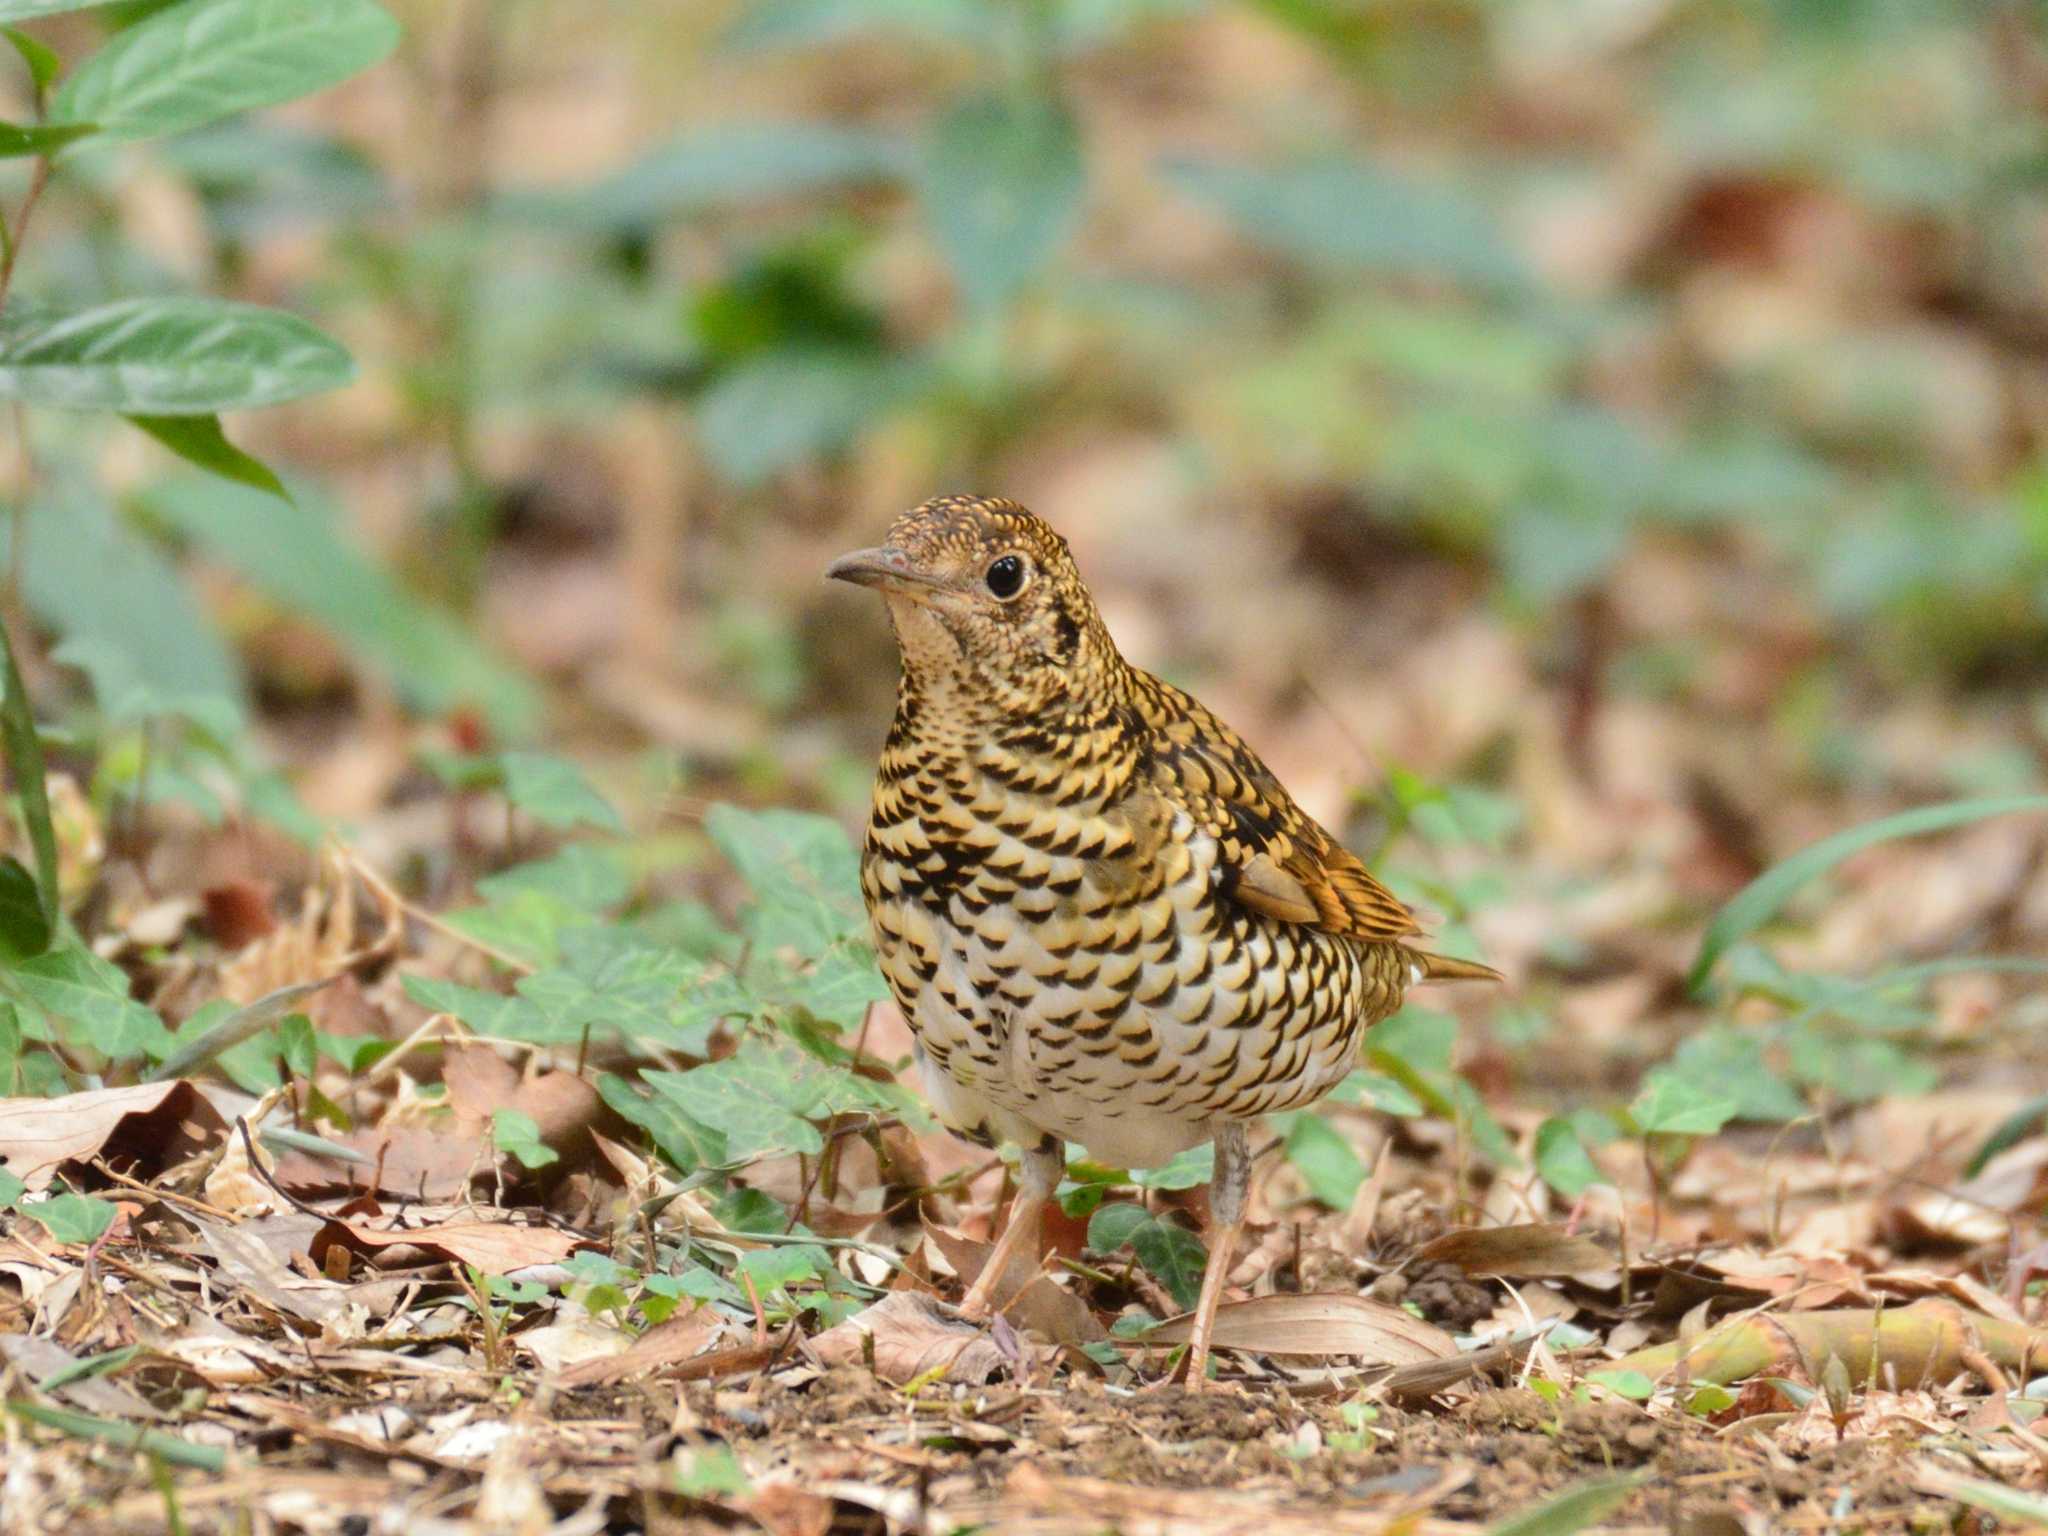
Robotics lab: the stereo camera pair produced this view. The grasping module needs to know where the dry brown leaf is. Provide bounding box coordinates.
[556,1309,726,1387]
[809,1291,1007,1384]
[927,1224,1106,1346]
[1416,1223,1616,1279]
[312,1214,591,1273]
[0,1081,224,1191]
[195,1218,350,1326]
[514,1316,633,1373]
[1146,1293,1457,1363]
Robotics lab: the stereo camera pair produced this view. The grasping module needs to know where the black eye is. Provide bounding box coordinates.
[985,554,1028,599]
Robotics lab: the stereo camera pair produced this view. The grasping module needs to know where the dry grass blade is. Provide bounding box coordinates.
[1144,1292,1457,1362]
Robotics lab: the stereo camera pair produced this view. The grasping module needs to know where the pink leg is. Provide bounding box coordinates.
[958,1139,1063,1320]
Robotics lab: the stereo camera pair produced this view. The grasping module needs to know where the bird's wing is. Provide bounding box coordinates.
[1129,675,1421,944]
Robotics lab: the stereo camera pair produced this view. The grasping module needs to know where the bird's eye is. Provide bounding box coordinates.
[985,554,1029,599]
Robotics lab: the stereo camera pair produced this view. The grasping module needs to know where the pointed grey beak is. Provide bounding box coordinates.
[826,545,936,590]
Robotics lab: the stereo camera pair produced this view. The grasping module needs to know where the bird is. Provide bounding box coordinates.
[829,494,1498,1389]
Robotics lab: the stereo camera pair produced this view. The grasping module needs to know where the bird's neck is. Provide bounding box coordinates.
[884,651,1140,810]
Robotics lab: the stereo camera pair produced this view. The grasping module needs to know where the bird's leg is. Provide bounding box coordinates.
[1182,1120,1250,1392]
[958,1136,1063,1321]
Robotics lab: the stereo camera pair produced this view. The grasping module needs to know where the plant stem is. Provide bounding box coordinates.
[0,154,51,322]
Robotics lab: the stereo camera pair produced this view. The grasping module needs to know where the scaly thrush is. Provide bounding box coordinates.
[831,495,1498,1388]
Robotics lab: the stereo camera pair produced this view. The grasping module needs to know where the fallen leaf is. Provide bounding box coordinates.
[514,1317,634,1373]
[927,1224,1106,1346]
[1144,1293,1457,1363]
[809,1291,1007,1384]
[556,1309,725,1387]
[0,1081,224,1192]
[311,1214,591,1273]
[1416,1223,1616,1279]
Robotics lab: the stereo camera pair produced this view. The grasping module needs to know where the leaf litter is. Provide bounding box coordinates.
[4,797,2044,1536]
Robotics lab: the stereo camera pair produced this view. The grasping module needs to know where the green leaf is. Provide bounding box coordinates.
[145,978,325,1085]
[1166,156,1524,289]
[0,0,116,17]
[0,609,56,929]
[696,348,913,486]
[0,1165,23,1207]
[643,1037,896,1162]
[1130,1143,1213,1191]
[0,298,354,413]
[1086,1202,1149,1254]
[551,122,908,230]
[1660,1027,1805,1122]
[1483,1473,1647,1536]
[597,1073,728,1173]
[918,90,1084,312]
[492,1108,559,1170]
[1284,1112,1366,1209]
[673,1444,751,1498]
[11,491,245,721]
[1086,1202,1206,1310]
[498,751,622,833]
[142,476,540,737]
[52,0,400,146]
[276,1012,315,1078]
[1628,1073,1740,1138]
[11,943,170,1059]
[127,413,289,500]
[1688,796,2048,994]
[22,1191,116,1244]
[3,28,61,96]
[402,974,550,1041]
[0,855,50,963]
[1533,1118,1604,1199]
[704,803,865,958]
[0,119,91,156]
[515,929,717,1052]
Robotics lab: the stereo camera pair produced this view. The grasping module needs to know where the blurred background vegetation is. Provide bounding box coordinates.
[4,0,2046,1115]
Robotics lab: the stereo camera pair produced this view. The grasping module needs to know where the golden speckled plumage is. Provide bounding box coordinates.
[831,494,1497,1375]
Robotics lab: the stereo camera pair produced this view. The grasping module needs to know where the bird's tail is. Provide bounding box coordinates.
[1407,949,1503,985]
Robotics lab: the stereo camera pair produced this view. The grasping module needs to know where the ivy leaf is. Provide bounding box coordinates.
[1534,1118,1604,1199]
[704,803,864,957]
[643,1037,894,1161]
[597,1073,728,1173]
[13,944,169,1059]
[499,751,623,833]
[22,1192,117,1244]
[1283,1113,1366,1209]
[1086,1202,1207,1309]
[1628,1073,1740,1138]
[492,1108,560,1170]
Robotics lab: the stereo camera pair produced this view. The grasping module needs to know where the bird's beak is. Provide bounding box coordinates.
[826,545,940,592]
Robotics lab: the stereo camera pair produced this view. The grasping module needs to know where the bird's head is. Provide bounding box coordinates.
[828,495,1124,710]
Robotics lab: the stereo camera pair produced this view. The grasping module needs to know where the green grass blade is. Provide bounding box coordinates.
[6,1399,226,1471]
[1688,796,2048,996]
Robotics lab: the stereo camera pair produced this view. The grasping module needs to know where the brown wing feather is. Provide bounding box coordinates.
[1129,673,1421,945]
